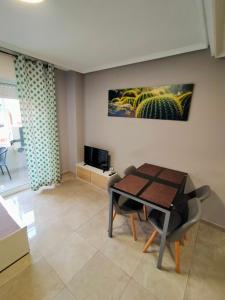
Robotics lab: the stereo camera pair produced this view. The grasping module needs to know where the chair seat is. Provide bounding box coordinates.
[119,198,143,213]
[148,209,182,236]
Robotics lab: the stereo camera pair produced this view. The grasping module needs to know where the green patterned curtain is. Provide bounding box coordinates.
[14,55,61,191]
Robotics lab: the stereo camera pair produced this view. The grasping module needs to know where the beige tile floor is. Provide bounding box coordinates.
[0,174,225,300]
[0,167,29,195]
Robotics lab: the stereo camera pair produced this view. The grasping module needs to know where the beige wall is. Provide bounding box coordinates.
[65,71,84,169]
[55,69,84,174]
[83,50,225,228]
[55,69,69,173]
[0,53,16,82]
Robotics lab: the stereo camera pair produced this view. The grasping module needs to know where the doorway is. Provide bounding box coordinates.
[0,90,29,195]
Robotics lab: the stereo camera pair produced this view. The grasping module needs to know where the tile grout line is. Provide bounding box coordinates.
[40,232,100,287]
[125,252,161,300]
[0,254,67,298]
[73,204,108,232]
[95,251,133,300]
[98,242,143,278]
[64,250,102,298]
[118,276,132,300]
[182,222,200,300]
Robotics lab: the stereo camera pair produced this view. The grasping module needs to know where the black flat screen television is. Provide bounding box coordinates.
[84,146,109,171]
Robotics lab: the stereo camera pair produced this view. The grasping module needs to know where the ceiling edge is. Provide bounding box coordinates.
[0,43,209,75]
[82,43,208,74]
[0,40,74,72]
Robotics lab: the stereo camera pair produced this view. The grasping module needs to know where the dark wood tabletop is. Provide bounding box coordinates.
[113,163,187,209]
[114,174,149,196]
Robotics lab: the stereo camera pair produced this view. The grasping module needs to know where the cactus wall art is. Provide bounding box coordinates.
[108,84,194,121]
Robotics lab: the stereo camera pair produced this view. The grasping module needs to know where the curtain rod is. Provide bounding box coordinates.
[0,49,16,58]
[0,47,50,66]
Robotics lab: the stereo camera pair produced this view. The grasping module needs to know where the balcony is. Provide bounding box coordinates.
[0,97,29,195]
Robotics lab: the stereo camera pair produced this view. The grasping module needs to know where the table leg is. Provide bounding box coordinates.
[157,210,170,269]
[108,189,113,238]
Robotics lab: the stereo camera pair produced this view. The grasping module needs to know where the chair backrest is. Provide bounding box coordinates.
[107,174,122,193]
[124,165,136,176]
[0,147,7,164]
[107,174,123,213]
[194,185,211,202]
[168,197,202,242]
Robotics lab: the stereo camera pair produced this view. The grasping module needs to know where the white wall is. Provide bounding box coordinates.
[83,50,225,228]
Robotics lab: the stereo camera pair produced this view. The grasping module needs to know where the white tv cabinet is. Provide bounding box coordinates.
[76,162,116,190]
[0,196,29,272]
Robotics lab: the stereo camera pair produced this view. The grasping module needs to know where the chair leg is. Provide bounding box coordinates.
[112,210,116,221]
[143,230,158,253]
[175,241,180,273]
[5,165,12,180]
[137,211,142,222]
[143,205,147,220]
[0,166,4,175]
[129,214,137,241]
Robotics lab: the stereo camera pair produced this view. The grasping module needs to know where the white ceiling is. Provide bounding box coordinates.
[0,0,223,73]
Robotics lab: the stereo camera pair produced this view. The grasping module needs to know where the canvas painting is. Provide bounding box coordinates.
[108,84,194,121]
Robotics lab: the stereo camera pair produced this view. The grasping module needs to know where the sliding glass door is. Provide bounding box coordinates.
[0,83,29,195]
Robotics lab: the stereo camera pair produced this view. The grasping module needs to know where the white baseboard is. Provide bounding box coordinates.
[201,218,225,232]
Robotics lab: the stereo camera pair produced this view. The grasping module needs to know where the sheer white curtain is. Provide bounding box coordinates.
[0,83,19,147]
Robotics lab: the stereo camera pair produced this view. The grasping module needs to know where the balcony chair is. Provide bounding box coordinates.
[0,147,11,180]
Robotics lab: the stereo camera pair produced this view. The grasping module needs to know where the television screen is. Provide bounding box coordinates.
[84,146,109,171]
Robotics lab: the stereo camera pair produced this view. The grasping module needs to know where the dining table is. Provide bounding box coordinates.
[108,163,188,269]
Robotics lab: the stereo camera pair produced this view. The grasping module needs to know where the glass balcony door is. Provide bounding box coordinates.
[0,83,29,195]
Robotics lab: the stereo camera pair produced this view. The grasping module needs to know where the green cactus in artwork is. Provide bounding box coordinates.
[177,92,192,120]
[111,97,121,103]
[133,92,158,108]
[122,89,137,98]
[135,95,183,120]
[120,97,135,106]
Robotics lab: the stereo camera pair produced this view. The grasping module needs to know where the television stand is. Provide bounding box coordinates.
[76,162,117,190]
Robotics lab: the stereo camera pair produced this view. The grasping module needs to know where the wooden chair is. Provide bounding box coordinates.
[143,185,211,272]
[108,174,143,241]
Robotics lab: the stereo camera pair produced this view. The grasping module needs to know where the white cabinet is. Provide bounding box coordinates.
[0,196,29,271]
